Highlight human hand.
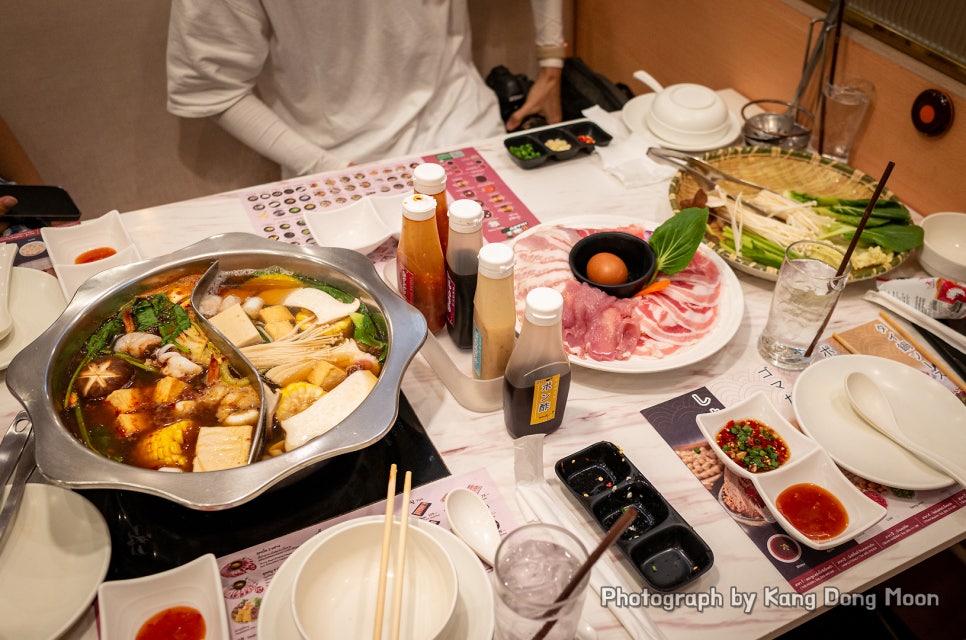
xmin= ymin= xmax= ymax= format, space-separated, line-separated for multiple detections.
xmin=505 ymin=66 xmax=563 ymax=131
xmin=0 ymin=196 xmax=16 ymax=217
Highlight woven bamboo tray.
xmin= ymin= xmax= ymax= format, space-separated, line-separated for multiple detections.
xmin=668 ymin=146 xmax=911 ymax=282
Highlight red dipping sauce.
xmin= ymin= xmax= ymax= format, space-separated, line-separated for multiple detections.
xmin=776 ymin=483 xmax=849 ymax=540
xmin=136 ymin=606 xmax=206 ymax=640
xmin=75 ymin=247 xmax=117 ymax=264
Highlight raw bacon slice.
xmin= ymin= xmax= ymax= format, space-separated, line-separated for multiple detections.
xmin=512 ymin=223 xmax=721 ymax=362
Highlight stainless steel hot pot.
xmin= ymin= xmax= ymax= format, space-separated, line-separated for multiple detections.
xmin=6 ymin=233 xmax=426 ymax=510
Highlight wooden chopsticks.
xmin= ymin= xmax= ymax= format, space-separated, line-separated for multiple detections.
xmin=372 ymin=464 xmax=412 ymax=640
xmin=878 ymin=312 xmax=966 ymax=392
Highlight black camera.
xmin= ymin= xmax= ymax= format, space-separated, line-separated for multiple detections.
xmin=485 ymin=65 xmax=547 ymax=131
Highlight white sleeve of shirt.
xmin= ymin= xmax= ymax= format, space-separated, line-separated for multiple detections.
xmin=215 ymin=95 xmax=351 ymax=176
xmin=530 ymin=0 xmax=565 ymax=68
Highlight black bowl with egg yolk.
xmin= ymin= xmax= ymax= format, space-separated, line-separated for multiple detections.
xmin=569 ymin=231 xmax=657 ymax=298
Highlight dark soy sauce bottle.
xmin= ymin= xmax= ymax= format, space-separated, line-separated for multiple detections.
xmin=503 ymin=287 xmax=571 ymax=437
xmin=445 ymin=199 xmax=484 ymax=348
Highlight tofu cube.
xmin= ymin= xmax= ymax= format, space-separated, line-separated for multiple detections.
xmin=264 ymin=320 xmax=294 ymax=341
xmin=116 ymin=413 xmax=154 ymax=438
xmin=192 ymin=425 xmax=253 ymax=472
xmin=307 ymin=360 xmax=347 ymax=391
xmin=105 ymin=387 xmax=149 ymax=414
xmin=259 ymin=305 xmax=296 ymax=324
xmin=208 ymin=303 xmax=263 ymax=348
xmin=154 ymin=376 xmax=189 ymax=404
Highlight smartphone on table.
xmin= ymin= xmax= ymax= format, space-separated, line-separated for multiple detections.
xmin=0 ymin=184 xmax=83 ymax=226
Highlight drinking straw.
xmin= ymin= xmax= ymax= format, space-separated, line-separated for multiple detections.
xmin=803 ymin=160 xmax=895 ymax=357
xmin=530 ymin=508 xmax=637 ymax=640
xmin=373 ymin=464 xmax=397 ymax=640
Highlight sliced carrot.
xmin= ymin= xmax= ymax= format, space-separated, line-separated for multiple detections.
xmin=633 ymin=279 xmax=671 ymax=297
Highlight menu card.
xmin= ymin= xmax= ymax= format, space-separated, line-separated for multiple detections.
xmin=214 ymin=468 xmax=516 ymax=639
xmin=235 ymin=147 xmax=539 ymax=254
xmin=640 ymin=327 xmax=966 ymax=593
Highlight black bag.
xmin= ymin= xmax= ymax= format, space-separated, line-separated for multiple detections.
xmin=560 ymin=57 xmax=634 ymax=120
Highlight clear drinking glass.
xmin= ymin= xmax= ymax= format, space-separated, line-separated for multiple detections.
xmin=758 ymin=240 xmax=851 ymax=370
xmin=821 ymin=79 xmax=874 ymax=164
xmin=492 ymin=523 xmax=589 ymax=640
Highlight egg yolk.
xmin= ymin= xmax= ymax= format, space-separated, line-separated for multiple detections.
xmin=585 ymin=252 xmax=628 ymax=285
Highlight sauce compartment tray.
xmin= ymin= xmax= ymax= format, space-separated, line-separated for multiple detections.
xmin=555 ymin=441 xmax=714 ymax=591
xmin=504 ymin=121 xmax=612 ymax=169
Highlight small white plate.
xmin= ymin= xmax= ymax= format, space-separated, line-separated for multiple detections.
xmin=42 ymin=210 xmax=142 ymax=299
xmin=697 ymin=392 xmax=887 ymax=550
xmin=0 ymin=484 xmax=111 ymax=639
xmin=695 ymin=391 xmax=819 ymax=479
xmin=621 ymin=93 xmax=742 ymax=152
xmin=0 ymin=267 xmax=67 ymax=369
xmin=793 ymin=355 xmax=959 ymax=490
xmin=258 ymin=515 xmax=494 ymax=640
xmin=304 ymin=197 xmax=400 ymax=254
xmin=97 ymin=553 xmax=230 ymax=640
xmin=752 ymin=449 xmax=888 ymax=550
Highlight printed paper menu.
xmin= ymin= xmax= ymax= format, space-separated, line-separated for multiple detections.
xmin=640 ymin=331 xmax=965 ymax=593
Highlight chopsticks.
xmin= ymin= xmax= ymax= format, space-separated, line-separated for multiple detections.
xmin=372 ymin=464 xmax=412 ymax=640
xmin=878 ymin=312 xmax=966 ymax=392
xmin=390 ymin=471 xmax=412 ymax=640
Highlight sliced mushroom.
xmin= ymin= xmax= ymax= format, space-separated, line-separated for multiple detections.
xmin=76 ymin=356 xmax=135 ymax=398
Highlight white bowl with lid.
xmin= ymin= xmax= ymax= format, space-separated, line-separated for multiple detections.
xmin=646 ymin=84 xmax=731 ymax=145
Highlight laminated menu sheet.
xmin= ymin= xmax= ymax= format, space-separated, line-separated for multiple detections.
xmin=640 ymin=325 xmax=966 ymax=593
xmin=236 ymin=147 xmax=539 ymax=254
xmin=215 ymin=467 xmax=516 ymax=640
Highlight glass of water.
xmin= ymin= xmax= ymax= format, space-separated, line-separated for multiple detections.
xmin=758 ymin=240 xmax=851 ymax=370
xmin=492 ymin=523 xmax=589 ymax=640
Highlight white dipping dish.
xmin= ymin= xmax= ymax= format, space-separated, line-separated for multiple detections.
xmin=752 ymin=449 xmax=888 ymax=550
xmin=291 ymin=518 xmax=458 ymax=640
xmin=41 ymin=210 xmax=142 ymax=299
xmin=697 ymin=391 xmax=887 ymax=550
xmin=0 ymin=484 xmax=111 ymax=640
xmin=0 ymin=267 xmax=67 ymax=369
xmin=794 ymin=355 xmax=959 ymax=490
xmin=696 ymin=391 xmax=819 ymax=479
xmin=919 ymin=212 xmax=966 ymax=281
xmin=97 ymin=553 xmax=230 ymax=640
xmin=303 ymin=193 xmax=407 ymax=255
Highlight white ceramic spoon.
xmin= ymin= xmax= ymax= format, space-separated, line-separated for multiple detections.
xmin=444 ymin=488 xmax=599 ymax=640
xmin=844 ymin=372 xmax=963 ymax=486
xmin=0 ymin=244 xmax=17 ymax=341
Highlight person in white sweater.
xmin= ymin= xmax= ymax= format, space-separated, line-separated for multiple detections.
xmin=167 ymin=0 xmax=565 ymax=177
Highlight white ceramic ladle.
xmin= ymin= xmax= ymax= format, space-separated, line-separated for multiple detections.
xmin=444 ymin=488 xmax=599 ymax=640
xmin=844 ymin=372 xmax=964 ymax=486
xmin=0 ymin=244 xmax=17 ymax=341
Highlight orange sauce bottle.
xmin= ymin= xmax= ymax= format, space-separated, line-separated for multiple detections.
xmin=397 ymin=193 xmax=447 ymax=333
xmin=413 ymin=162 xmax=449 ymax=256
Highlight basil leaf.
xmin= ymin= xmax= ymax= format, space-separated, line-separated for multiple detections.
xmin=350 ymin=309 xmax=388 ymax=362
xmin=650 ymin=207 xmax=710 ymax=276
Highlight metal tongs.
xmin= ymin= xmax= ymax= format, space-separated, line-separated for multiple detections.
xmin=646 ymin=147 xmax=782 ymax=217
xmin=0 ymin=412 xmax=35 ymax=553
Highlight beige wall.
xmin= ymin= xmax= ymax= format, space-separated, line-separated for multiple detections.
xmin=573 ymin=0 xmax=966 ymax=216
xmin=0 ymin=2 xmax=280 ymax=219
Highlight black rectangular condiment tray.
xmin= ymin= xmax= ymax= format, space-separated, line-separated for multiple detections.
xmin=555 ymin=441 xmax=714 ymax=591
xmin=504 ymin=121 xmax=613 ymax=169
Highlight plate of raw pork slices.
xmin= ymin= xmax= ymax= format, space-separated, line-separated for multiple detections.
xmin=510 ymin=215 xmax=743 ymax=373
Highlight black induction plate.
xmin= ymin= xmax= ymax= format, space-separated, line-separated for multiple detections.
xmin=80 ymin=393 xmax=449 ymax=580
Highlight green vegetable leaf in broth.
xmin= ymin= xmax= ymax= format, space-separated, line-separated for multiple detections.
xmin=650 ymin=207 xmax=710 ymax=276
